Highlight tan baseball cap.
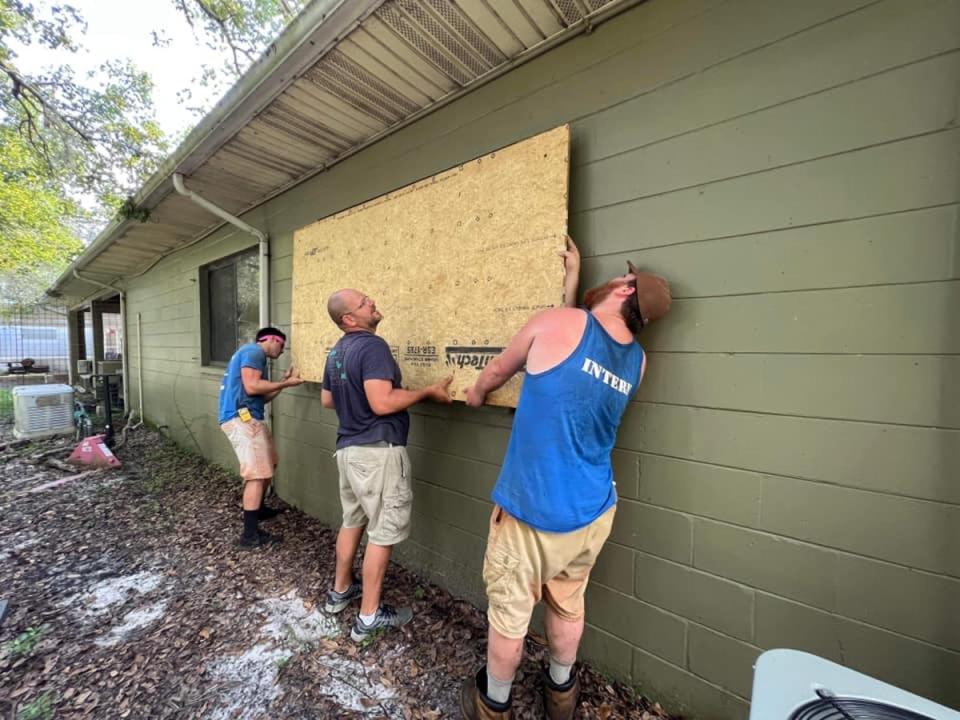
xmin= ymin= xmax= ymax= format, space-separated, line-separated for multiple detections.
xmin=627 ymin=260 xmax=672 ymax=326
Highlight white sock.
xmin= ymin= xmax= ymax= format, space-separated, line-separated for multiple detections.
xmin=359 ymin=611 xmax=376 ymax=625
xmin=549 ymin=655 xmax=574 ymax=685
xmin=486 ymin=668 xmax=513 ymax=704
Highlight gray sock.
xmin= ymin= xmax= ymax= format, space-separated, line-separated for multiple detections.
xmin=486 ymin=668 xmax=513 ymax=704
xmin=549 ymin=655 xmax=574 ymax=685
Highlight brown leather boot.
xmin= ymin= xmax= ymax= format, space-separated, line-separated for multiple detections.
xmin=543 ymin=668 xmax=580 ymax=720
xmin=459 ymin=667 xmax=512 ymax=719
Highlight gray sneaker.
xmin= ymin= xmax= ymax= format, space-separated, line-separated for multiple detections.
xmin=350 ymin=603 xmax=413 ymax=642
xmin=324 ymin=580 xmax=361 ymax=614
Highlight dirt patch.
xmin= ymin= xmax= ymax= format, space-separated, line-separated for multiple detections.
xmin=0 ymin=427 xmax=674 ymax=719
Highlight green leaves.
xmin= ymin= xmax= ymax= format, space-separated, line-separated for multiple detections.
xmin=0 ymin=0 xmax=303 ymax=301
xmin=0 ymin=0 xmax=169 ymax=300
xmin=173 ymin=0 xmax=305 ymax=112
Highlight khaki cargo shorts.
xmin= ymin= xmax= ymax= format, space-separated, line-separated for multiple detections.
xmin=336 ymin=443 xmax=412 ymax=546
xmin=221 ymin=418 xmax=278 ymax=483
xmin=483 ymin=504 xmax=616 ymax=639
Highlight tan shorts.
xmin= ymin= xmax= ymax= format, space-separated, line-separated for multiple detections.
xmin=221 ymin=418 xmax=278 ymax=483
xmin=336 ymin=443 xmax=412 ymax=546
xmin=483 ymin=504 xmax=616 ymax=640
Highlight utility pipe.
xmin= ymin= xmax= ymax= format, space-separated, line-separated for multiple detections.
xmin=172 ymin=173 xmax=269 ymax=330
xmin=72 ymin=270 xmax=130 ymax=414
xmin=134 ymin=311 xmax=144 ymax=429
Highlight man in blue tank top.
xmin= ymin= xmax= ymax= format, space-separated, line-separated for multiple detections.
xmin=459 ymin=238 xmax=672 ymax=720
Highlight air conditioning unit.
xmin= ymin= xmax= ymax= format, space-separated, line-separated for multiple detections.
xmin=96 ymin=360 xmax=122 ymax=375
xmin=750 ymin=649 xmax=960 ymax=720
xmin=12 ymin=384 xmax=75 ymax=440
xmin=77 ymin=359 xmax=94 ymax=375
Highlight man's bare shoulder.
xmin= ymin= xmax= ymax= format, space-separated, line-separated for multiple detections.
xmin=527 ymin=306 xmax=586 ymax=330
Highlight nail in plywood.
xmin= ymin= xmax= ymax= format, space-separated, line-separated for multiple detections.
xmin=291 ymin=125 xmax=570 ymax=407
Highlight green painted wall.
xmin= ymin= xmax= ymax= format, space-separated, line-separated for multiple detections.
xmin=122 ymin=0 xmax=960 ymax=716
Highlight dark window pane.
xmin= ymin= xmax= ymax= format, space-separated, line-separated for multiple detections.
xmin=235 ymin=252 xmax=260 ymax=347
xmin=202 ymin=249 xmax=259 ymax=365
xmin=209 ymin=264 xmax=238 ymax=362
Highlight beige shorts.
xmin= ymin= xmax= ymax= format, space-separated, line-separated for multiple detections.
xmin=221 ymin=418 xmax=278 ymax=483
xmin=336 ymin=443 xmax=412 ymax=546
xmin=483 ymin=504 xmax=616 ymax=640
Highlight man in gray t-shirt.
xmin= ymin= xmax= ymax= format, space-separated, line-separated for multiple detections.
xmin=321 ymin=288 xmax=452 ymax=643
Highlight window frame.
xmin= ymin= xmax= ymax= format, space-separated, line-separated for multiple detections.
xmin=199 ymin=247 xmax=260 ymax=367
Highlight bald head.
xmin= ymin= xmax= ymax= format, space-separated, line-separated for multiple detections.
xmin=327 ymin=289 xmax=360 ymax=327
xmin=327 ymin=288 xmax=381 ymax=332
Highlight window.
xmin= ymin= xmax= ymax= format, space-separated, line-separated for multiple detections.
xmin=200 ymin=249 xmax=259 ymax=365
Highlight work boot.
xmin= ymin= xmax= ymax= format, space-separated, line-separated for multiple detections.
xmin=238 ymin=529 xmax=282 ymax=550
xmin=543 ymin=667 xmax=580 ymax=720
xmin=459 ymin=668 xmax=511 ymax=719
xmin=258 ymin=504 xmax=283 ymax=521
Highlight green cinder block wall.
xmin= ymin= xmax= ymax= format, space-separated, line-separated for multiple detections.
xmin=122 ymin=0 xmax=960 ymax=716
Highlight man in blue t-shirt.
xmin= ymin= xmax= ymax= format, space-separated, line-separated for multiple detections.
xmin=321 ymin=288 xmax=452 ymax=643
xmin=458 ymin=239 xmax=672 ymax=720
xmin=219 ymin=326 xmax=304 ymax=548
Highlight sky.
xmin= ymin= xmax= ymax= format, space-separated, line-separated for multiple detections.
xmin=14 ymin=0 xmax=230 ymax=139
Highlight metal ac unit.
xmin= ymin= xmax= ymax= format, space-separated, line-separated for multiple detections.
xmin=77 ymin=359 xmax=94 ymax=374
xmin=12 ymin=384 xmax=75 ymax=440
xmin=96 ymin=360 xmax=122 ymax=375
xmin=750 ymin=649 xmax=960 ymax=720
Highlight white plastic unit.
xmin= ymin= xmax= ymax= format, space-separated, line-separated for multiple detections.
xmin=96 ymin=360 xmax=122 ymax=375
xmin=12 ymin=384 xmax=75 ymax=440
xmin=76 ymin=359 xmax=93 ymax=374
xmin=750 ymin=649 xmax=960 ymax=719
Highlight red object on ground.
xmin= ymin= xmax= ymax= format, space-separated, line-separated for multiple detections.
xmin=67 ymin=434 xmax=122 ymax=469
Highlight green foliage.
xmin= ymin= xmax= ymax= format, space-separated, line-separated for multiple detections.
xmin=1 ymin=1 xmax=169 ymax=207
xmin=0 ymin=0 xmax=301 ymax=299
xmin=5 ymin=626 xmax=45 ymax=658
xmin=116 ymin=196 xmax=151 ymax=223
xmin=0 ymin=0 xmax=168 ymax=299
xmin=0 ymin=387 xmax=13 ymax=421
xmin=172 ymin=0 xmax=306 ymax=114
xmin=17 ymin=691 xmax=54 ymax=720
xmin=0 ymin=125 xmax=83 ymax=301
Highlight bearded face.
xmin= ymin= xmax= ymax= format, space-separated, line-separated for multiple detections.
xmin=583 ymin=270 xmax=671 ymax=334
xmin=583 ymin=278 xmax=643 ymax=334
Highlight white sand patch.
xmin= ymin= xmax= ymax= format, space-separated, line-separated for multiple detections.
xmin=66 ymin=571 xmax=165 ymax=615
xmin=258 ymin=590 xmax=340 ymax=644
xmin=95 ymin=600 xmax=168 ymax=646
xmin=207 ymin=643 xmax=289 ymax=720
xmin=209 ymin=589 xmax=400 ymax=718
xmin=315 ymin=654 xmax=402 ymax=717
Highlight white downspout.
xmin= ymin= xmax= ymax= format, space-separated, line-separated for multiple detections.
xmin=72 ymin=269 xmax=129 ymax=416
xmin=171 ymin=173 xmax=273 ymax=429
xmin=172 ymin=173 xmax=269 ymax=330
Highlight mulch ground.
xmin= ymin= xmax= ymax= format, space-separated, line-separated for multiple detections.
xmin=0 ymin=425 xmax=674 ymax=719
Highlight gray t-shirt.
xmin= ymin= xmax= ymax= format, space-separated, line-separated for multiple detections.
xmin=322 ymin=331 xmax=409 ymax=449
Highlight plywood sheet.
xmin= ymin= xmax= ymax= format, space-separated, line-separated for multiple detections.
xmin=291 ymin=125 xmax=569 ymax=407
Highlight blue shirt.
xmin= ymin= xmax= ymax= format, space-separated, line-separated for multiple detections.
xmin=218 ymin=343 xmax=268 ymax=424
xmin=322 ymin=331 xmax=409 ymax=449
xmin=492 ymin=311 xmax=643 ymax=532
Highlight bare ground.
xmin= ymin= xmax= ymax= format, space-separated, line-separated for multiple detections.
xmin=0 ymin=426 xmax=673 ymax=719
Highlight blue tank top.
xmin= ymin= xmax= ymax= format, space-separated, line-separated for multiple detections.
xmin=492 ymin=311 xmax=643 ymax=532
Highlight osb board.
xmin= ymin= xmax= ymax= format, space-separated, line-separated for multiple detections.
xmin=291 ymin=125 xmax=570 ymax=407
